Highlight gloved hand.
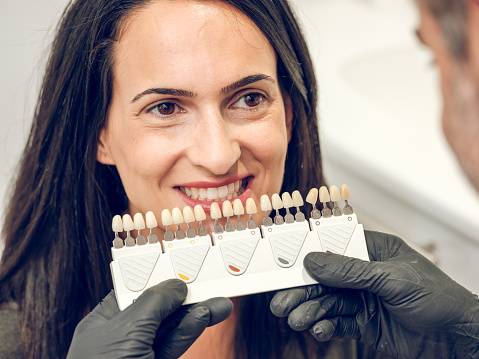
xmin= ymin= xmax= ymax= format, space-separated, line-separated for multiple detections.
xmin=67 ymin=279 xmax=233 ymax=359
xmin=271 ymin=231 xmax=479 ymax=359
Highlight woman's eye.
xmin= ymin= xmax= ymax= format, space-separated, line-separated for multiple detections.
xmin=148 ymin=102 xmax=181 ymax=116
xmin=233 ymin=93 xmax=265 ymax=108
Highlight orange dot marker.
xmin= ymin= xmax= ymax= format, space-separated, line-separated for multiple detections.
xmin=178 ymin=273 xmax=190 ymax=281
xmin=229 ymin=265 xmax=240 ymax=272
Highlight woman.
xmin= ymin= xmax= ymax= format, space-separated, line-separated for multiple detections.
xmin=0 ymin=0 xmax=388 ymax=358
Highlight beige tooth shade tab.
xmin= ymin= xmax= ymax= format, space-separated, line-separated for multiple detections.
xmin=305 ymin=188 xmax=318 ymax=204
xmin=246 ymin=198 xmax=257 ymax=214
xmin=171 ymin=207 xmax=184 ymax=225
xmin=122 ymin=214 xmax=135 ymax=232
xmin=271 ymin=193 xmax=283 ymax=210
xmin=183 ymin=206 xmax=195 ymax=223
xmin=145 ymin=211 xmax=159 ymax=244
xmin=112 ymin=215 xmax=124 ymax=249
xmin=134 ymin=213 xmax=147 ymax=245
xmin=112 ymin=215 xmax=123 ymax=233
xmin=210 ymin=202 xmax=222 ymax=220
xmin=161 ymin=209 xmax=174 ymax=226
xmin=222 ymin=200 xmax=234 ymax=217
xmin=260 ymin=194 xmax=272 ymax=211
xmin=134 ymin=213 xmax=146 ymax=230
xmin=340 ymin=184 xmax=351 ymax=200
xmin=233 ymin=199 xmax=244 ymax=215
xmin=292 ymin=191 xmax=304 ymax=207
xmin=281 ymin=192 xmax=293 ymax=208
xmin=145 ymin=211 xmax=157 ymax=228
xmin=319 ymin=186 xmax=331 ymax=203
xmin=329 ymin=185 xmax=341 ymax=202
xmin=122 ymin=214 xmax=136 ymax=247
xmin=194 ymin=205 xmax=206 ymax=221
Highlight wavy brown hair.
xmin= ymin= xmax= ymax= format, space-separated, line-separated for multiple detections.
xmin=0 ymin=0 xmax=323 ymax=358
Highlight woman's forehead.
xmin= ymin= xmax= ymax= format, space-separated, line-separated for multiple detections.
xmin=112 ymin=0 xmax=277 ymax=96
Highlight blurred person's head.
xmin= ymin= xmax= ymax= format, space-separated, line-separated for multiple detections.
xmin=415 ymin=0 xmax=479 ymax=191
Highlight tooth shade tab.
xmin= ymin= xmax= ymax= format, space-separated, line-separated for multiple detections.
xmin=145 ymin=211 xmax=158 ymax=228
xmin=194 ymin=205 xmax=206 ymax=221
xmin=122 ymin=214 xmax=135 ymax=232
xmin=260 ymin=195 xmax=272 ymax=211
xmin=112 ymin=215 xmax=123 ymax=233
xmin=161 ymin=209 xmax=174 ymax=226
xmin=171 ymin=207 xmax=184 ymax=224
xmin=271 ymin=193 xmax=283 ymax=210
xmin=329 ymin=185 xmax=341 ymax=202
xmin=281 ymin=192 xmax=293 ymax=208
xmin=133 ymin=213 xmax=146 ymax=230
xmin=305 ymin=188 xmax=318 ymax=204
xmin=319 ymin=186 xmax=331 ymax=203
xmin=292 ymin=191 xmax=304 ymax=207
xmin=246 ymin=198 xmax=257 ymax=214
xmin=222 ymin=200 xmax=234 ymax=217
xmin=340 ymin=184 xmax=352 ymax=200
xmin=183 ymin=206 xmax=195 ymax=223
xmin=210 ymin=202 xmax=222 ymax=219
xmin=233 ymin=199 xmax=244 ymax=215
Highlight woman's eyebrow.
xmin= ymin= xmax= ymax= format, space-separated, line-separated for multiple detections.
xmin=130 ymin=74 xmax=275 ymax=103
xmin=221 ymin=74 xmax=275 ymax=95
xmin=131 ymin=88 xmax=196 ymax=103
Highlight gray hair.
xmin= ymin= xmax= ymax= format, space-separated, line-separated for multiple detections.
xmin=416 ymin=0 xmax=468 ymax=60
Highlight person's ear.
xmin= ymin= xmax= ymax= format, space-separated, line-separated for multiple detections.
xmin=96 ymin=128 xmax=115 ymax=165
xmin=283 ymin=92 xmax=294 ymax=143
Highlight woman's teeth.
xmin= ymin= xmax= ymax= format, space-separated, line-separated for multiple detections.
xmin=180 ymin=179 xmax=246 ymax=201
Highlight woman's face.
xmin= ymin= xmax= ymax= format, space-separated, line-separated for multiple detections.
xmin=98 ymin=0 xmax=292 ymax=234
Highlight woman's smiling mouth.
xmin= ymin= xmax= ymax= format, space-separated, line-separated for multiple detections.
xmin=178 ymin=178 xmax=249 ymax=202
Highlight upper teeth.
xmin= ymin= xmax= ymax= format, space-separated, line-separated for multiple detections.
xmin=180 ymin=179 xmax=245 ymax=201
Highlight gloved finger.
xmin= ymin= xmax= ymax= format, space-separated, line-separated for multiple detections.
xmin=77 ymin=290 xmax=120 ymax=330
xmin=303 ymin=251 xmax=387 ymax=294
xmin=287 ymin=291 xmax=363 ymax=331
xmin=114 ymin=279 xmax=187 ymax=335
xmin=309 ymin=316 xmax=360 ymax=342
xmin=157 ymin=297 xmax=233 ymax=337
xmin=363 ymin=230 xmax=413 ymax=262
xmin=156 ymin=305 xmax=211 ymax=359
xmin=270 ymin=284 xmax=335 ymax=317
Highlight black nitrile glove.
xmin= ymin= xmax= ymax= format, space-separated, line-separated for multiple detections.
xmin=271 ymin=231 xmax=479 ymax=358
xmin=67 ymin=279 xmax=233 ymax=359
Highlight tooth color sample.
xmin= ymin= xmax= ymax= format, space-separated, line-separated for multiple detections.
xmin=305 ymin=188 xmax=318 ymax=204
xmin=340 ymin=184 xmax=351 ymax=200
xmin=329 ymin=185 xmax=341 ymax=202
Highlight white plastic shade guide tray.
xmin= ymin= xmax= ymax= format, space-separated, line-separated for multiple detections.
xmin=110 ymin=186 xmax=369 ymax=310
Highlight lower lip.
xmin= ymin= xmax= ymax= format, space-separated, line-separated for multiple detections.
xmin=176 ymin=179 xmax=254 ymax=213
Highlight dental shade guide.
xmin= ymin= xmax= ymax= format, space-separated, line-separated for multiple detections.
xmin=110 ymin=184 xmax=368 ymax=310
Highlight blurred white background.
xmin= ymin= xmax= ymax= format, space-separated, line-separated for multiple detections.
xmin=1 ymin=0 xmax=479 ymax=292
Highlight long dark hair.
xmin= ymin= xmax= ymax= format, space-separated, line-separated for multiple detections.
xmin=0 ymin=0 xmax=323 ymax=358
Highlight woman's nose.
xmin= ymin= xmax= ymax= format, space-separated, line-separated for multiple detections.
xmin=187 ymin=112 xmax=241 ymax=175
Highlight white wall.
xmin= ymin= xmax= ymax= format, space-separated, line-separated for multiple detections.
xmin=0 ymin=0 xmax=69 ymax=237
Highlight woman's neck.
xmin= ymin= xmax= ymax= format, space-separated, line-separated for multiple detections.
xmin=180 ymin=297 xmax=239 ymax=359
